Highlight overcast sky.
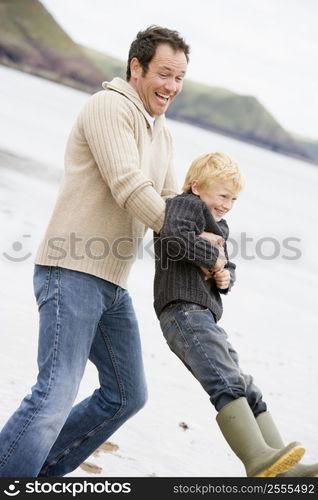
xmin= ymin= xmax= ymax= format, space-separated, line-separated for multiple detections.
xmin=41 ymin=0 xmax=317 ymax=140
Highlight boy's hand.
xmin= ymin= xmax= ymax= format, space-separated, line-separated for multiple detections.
xmin=213 ymin=269 xmax=231 ymax=289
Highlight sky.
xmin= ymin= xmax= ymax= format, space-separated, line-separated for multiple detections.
xmin=40 ymin=0 xmax=317 ymax=140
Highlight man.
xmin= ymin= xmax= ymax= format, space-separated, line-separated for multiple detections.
xmin=0 ymin=26 xmax=189 ymax=477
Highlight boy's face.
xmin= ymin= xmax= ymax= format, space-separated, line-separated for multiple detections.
xmin=192 ymin=181 xmax=238 ymax=221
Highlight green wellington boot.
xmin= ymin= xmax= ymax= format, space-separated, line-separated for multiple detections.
xmin=216 ymin=397 xmax=305 ymax=477
xmin=256 ymin=411 xmax=318 ymax=477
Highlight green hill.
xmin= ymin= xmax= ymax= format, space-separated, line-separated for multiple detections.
xmin=0 ymin=0 xmax=316 ymax=164
xmin=291 ymin=135 xmax=318 ymax=164
xmin=166 ymin=79 xmax=307 ymax=157
xmin=0 ymin=0 xmax=105 ymax=90
xmin=81 ymin=45 xmax=126 ymax=81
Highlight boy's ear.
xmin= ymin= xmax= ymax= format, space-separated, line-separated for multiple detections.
xmin=191 ymin=180 xmax=200 ymax=195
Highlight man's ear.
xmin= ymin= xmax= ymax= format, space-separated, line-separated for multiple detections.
xmin=191 ymin=180 xmax=200 ymax=195
xmin=130 ymin=57 xmax=142 ymax=79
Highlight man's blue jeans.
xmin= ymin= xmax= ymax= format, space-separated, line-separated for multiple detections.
xmin=0 ymin=265 xmax=147 ymax=477
xmin=159 ymin=302 xmax=267 ymax=416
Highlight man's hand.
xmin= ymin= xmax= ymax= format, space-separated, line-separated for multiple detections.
xmin=199 ymin=231 xmax=227 ymax=278
xmin=200 ymin=231 xmax=224 ymax=248
xmin=213 ymin=245 xmax=227 ymax=273
xmin=213 ymin=268 xmax=231 ymax=289
xmin=200 ymin=266 xmax=214 ymax=280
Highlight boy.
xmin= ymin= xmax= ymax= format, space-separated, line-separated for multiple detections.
xmin=154 ymin=152 xmax=306 ymax=477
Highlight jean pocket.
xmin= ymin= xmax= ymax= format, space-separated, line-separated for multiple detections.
xmin=160 ymin=316 xmax=189 ymax=359
xmin=184 ymin=306 xmax=214 ymax=335
xmin=33 ymin=265 xmax=52 ymax=309
xmin=184 ymin=303 xmax=210 ymax=313
xmin=186 ymin=307 xmax=210 ymax=314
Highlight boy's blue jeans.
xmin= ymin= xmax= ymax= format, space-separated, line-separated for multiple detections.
xmin=159 ymin=302 xmax=267 ymax=416
xmin=0 ymin=265 xmax=147 ymax=477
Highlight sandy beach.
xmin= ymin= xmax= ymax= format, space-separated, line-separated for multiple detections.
xmin=1 ymin=66 xmax=318 ymax=477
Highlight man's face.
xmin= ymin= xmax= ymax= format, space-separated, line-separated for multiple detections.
xmin=129 ymin=43 xmax=188 ymax=116
xmin=192 ymin=181 xmax=238 ymax=221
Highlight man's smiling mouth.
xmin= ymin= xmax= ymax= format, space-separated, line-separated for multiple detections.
xmin=155 ymin=92 xmax=169 ymax=103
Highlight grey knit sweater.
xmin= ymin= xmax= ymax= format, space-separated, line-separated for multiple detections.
xmin=153 ymin=193 xmax=236 ymax=321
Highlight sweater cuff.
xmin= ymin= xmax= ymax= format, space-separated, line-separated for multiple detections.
xmin=125 ymin=184 xmax=166 ymax=233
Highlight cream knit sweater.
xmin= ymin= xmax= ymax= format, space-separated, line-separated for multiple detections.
xmin=35 ymin=78 xmax=179 ymax=288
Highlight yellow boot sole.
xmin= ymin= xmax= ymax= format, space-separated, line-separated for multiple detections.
xmin=253 ymin=443 xmax=305 ymax=477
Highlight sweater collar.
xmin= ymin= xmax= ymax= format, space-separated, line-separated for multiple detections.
xmin=183 ymin=193 xmax=229 ymax=238
xmin=102 ymin=77 xmax=165 ymax=133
